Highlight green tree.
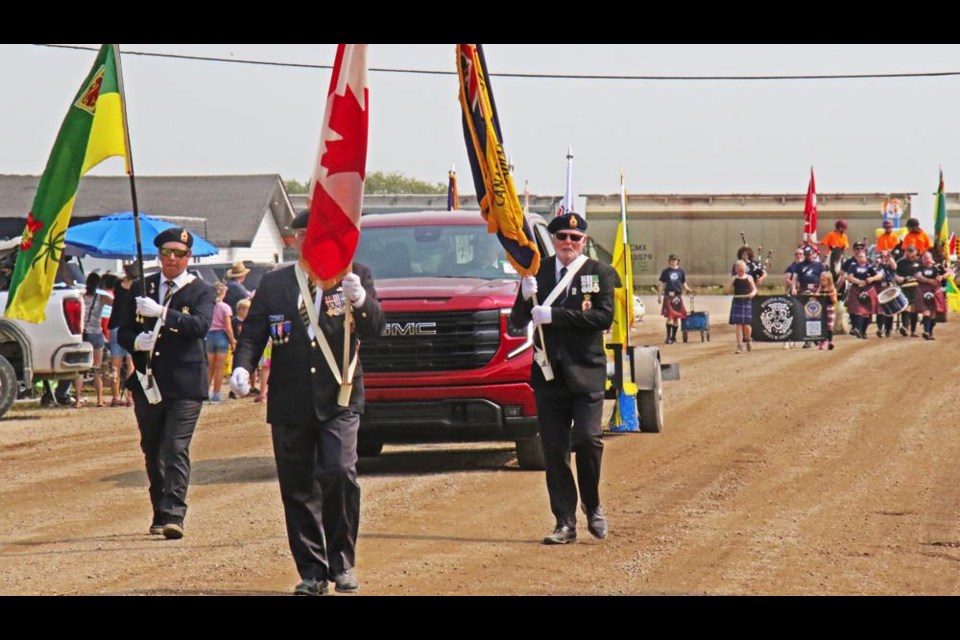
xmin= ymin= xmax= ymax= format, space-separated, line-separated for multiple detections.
xmin=284 ymin=179 xmax=309 ymax=194
xmin=364 ymin=171 xmax=445 ymax=195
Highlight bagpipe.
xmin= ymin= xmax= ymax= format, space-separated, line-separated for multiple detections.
xmin=738 ymin=232 xmax=772 ymax=280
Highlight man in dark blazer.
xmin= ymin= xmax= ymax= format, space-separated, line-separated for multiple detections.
xmin=117 ymin=227 xmax=216 ymax=541
xmin=230 ymin=210 xmax=384 ymax=596
xmin=511 ymin=213 xmax=619 ymax=545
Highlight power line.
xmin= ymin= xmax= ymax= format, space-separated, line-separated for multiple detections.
xmin=32 ymin=43 xmax=960 ymax=82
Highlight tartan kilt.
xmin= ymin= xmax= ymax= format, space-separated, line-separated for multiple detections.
xmin=728 ymin=298 xmax=752 ymax=325
xmin=661 ymin=293 xmax=687 ymax=320
xmin=846 ymin=285 xmax=878 ymax=317
xmin=917 ymin=283 xmax=947 ymax=315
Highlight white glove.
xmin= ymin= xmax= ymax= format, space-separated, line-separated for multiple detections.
xmin=230 ymin=368 xmax=251 ymax=398
xmin=341 ymin=272 xmax=366 ymax=308
xmin=134 ymin=331 xmax=154 ymax=352
xmin=532 ymin=306 xmax=553 ymax=327
xmin=136 ymin=296 xmax=166 ymax=320
xmin=521 ymin=276 xmax=538 ymax=301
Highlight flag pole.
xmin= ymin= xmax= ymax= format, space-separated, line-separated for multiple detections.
xmin=564 ymin=147 xmax=574 ymax=217
xmin=619 ymin=169 xmax=631 ymax=353
xmin=112 ymin=44 xmax=145 ymax=298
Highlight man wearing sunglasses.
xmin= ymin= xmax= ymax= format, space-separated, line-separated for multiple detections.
xmin=117 ymin=227 xmax=216 ymax=541
xmin=511 ymin=212 xmax=619 ymax=546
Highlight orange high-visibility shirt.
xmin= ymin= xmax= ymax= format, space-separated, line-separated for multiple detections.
xmin=902 ymin=231 xmax=932 ymax=255
xmin=821 ymin=231 xmax=850 ymax=251
xmin=876 ymin=233 xmax=900 ymax=251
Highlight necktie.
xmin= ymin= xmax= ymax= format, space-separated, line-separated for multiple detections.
xmin=163 ymin=280 xmax=177 ymax=305
xmin=558 ymin=267 xmax=568 ymax=305
xmin=299 ymin=280 xmax=318 ymax=330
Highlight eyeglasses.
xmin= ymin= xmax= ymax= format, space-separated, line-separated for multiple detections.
xmin=159 ymin=247 xmax=189 ymax=259
xmin=555 ymin=233 xmax=585 ymax=242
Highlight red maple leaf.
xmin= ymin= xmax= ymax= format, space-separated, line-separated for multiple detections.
xmin=321 ymin=85 xmax=368 ymax=180
xmin=20 ymin=212 xmax=44 ymax=251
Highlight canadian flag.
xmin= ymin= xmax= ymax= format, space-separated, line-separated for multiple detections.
xmin=303 ymin=44 xmax=369 ymax=288
xmin=803 ymin=167 xmax=818 ymax=244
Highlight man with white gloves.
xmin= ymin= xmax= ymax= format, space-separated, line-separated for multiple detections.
xmin=230 ymin=210 xmax=384 ymax=596
xmin=117 ymin=227 xmax=216 ymax=541
xmin=510 ymin=213 xmax=619 ymax=547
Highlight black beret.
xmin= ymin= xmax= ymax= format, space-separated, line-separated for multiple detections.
xmin=291 ymin=209 xmax=310 ymax=230
xmin=547 ymin=213 xmax=588 ymax=235
xmin=153 ymin=227 xmax=193 ymax=249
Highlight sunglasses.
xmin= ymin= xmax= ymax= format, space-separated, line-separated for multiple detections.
xmin=555 ymin=233 xmax=585 ymax=242
xmin=159 ymin=247 xmax=190 ymax=259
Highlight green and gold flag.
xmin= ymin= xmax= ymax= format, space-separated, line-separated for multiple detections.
xmin=934 ymin=169 xmax=950 ymax=262
xmin=5 ymin=44 xmax=128 ymax=323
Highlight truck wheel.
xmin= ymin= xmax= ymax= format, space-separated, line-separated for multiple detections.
xmin=515 ymin=436 xmax=546 ymax=471
xmin=357 ymin=439 xmax=384 ymax=458
xmin=0 ymin=355 xmax=17 ymax=420
xmin=638 ymin=361 xmax=664 ymax=433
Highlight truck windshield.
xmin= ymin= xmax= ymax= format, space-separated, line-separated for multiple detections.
xmin=356 ymin=226 xmax=519 ymax=281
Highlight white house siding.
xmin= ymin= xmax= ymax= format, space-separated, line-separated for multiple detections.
xmin=196 ymin=209 xmax=285 ymax=266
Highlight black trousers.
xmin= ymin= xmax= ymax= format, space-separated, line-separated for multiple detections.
xmin=133 ymin=394 xmax=203 ymax=526
xmin=534 ymin=386 xmax=605 ymax=529
xmin=271 ymin=411 xmax=360 ymax=581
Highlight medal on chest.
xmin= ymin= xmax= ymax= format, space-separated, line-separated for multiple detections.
xmin=325 ymin=292 xmax=347 ymax=317
xmin=581 ymin=275 xmax=600 ymax=294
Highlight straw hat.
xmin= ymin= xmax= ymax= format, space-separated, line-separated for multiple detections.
xmin=226 ymin=262 xmax=251 ymax=279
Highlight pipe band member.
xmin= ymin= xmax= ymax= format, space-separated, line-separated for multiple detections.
xmin=658 ymin=254 xmax=694 ymax=345
xmin=895 ymin=245 xmax=923 ymax=337
xmin=873 ymin=250 xmax=899 ymax=338
xmin=914 ymin=251 xmax=951 ymax=341
xmin=843 ymin=251 xmax=882 ymax=340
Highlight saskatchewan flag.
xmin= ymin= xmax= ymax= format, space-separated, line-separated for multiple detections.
xmin=5 ymin=44 xmax=128 ymax=323
xmin=934 ymin=169 xmax=950 ymax=261
xmin=946 ymin=276 xmax=960 ymax=314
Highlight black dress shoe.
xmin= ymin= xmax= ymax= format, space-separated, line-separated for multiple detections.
xmin=543 ymin=524 xmax=577 ymax=545
xmin=331 ymin=570 xmax=359 ymax=593
xmin=162 ymin=523 xmax=184 ymax=540
xmin=582 ymin=505 xmax=608 ymax=540
xmin=293 ymin=578 xmax=328 ymax=596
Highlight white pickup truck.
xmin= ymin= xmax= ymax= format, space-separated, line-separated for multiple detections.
xmin=0 ymin=238 xmax=93 ymax=418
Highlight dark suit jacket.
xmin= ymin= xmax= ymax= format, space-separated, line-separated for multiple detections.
xmin=511 ymin=256 xmax=619 ymax=394
xmin=232 ymin=263 xmax=385 ymax=425
xmin=118 ymin=273 xmax=217 ymax=401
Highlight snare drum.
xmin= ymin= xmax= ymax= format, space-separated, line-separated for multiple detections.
xmin=878 ymin=286 xmax=908 ymax=316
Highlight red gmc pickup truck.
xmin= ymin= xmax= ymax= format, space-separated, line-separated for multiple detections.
xmin=355 ymin=211 xmax=552 ymax=469
xmin=355 ymin=210 xmax=674 ymax=469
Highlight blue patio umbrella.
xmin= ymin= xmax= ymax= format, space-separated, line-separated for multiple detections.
xmin=65 ymin=212 xmax=219 ymax=259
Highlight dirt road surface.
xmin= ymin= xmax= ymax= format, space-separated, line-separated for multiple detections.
xmin=1 ymin=314 xmax=957 ymax=596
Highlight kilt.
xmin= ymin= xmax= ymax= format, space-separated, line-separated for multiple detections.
xmin=917 ymin=283 xmax=947 ymax=315
xmin=661 ymin=293 xmax=687 ymax=320
xmin=728 ymin=298 xmax=752 ymax=325
xmin=846 ymin=285 xmax=878 ymax=317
